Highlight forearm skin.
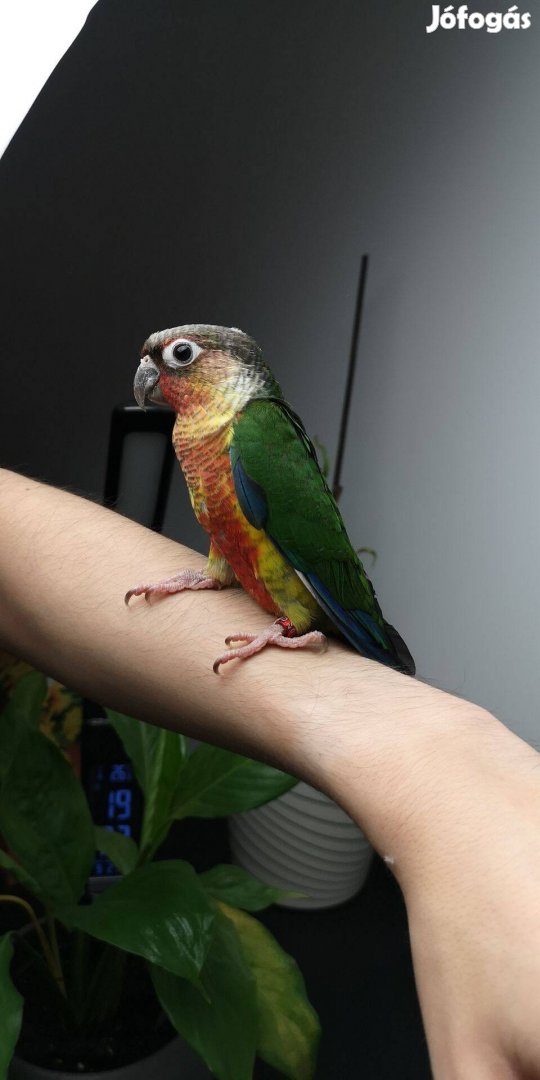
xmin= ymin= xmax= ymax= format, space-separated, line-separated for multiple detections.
xmin=4 ymin=468 xmax=540 ymax=1077
xmin=0 ymin=468 xmax=537 ymax=892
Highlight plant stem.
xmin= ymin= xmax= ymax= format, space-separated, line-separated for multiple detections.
xmin=46 ymin=908 xmax=67 ymax=998
xmin=85 ymin=943 xmax=127 ymax=1027
xmin=0 ymin=893 xmax=65 ymax=995
xmin=137 ymin=820 xmax=172 ymax=867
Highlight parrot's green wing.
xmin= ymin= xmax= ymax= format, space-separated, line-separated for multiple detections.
xmin=230 ymin=399 xmax=414 ymax=673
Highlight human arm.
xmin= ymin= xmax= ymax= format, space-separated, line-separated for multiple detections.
xmin=0 ymin=467 xmax=539 ymax=1079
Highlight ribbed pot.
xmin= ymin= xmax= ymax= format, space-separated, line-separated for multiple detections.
xmin=229 ymin=782 xmax=373 ymax=910
xmin=9 ymin=1036 xmax=209 ymax=1080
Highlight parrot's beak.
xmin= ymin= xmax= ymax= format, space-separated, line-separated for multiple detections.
xmin=134 ymin=355 xmax=162 ymax=409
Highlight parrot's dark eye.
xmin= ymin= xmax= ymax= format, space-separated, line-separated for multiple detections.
xmin=162 ymin=334 xmax=203 ymax=369
xmin=161 ymin=337 xmax=201 ymax=369
xmin=172 ymin=343 xmax=193 ymax=365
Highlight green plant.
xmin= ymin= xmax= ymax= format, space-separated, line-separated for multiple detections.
xmin=0 ymin=673 xmax=320 ymax=1079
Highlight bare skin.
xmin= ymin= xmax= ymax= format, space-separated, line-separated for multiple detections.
xmin=1 ymin=468 xmax=539 ymax=1079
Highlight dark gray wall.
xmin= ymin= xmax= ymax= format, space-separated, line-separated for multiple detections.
xmin=0 ymin=0 xmax=374 ymax=494
xmin=1 ymin=0 xmax=538 ymax=739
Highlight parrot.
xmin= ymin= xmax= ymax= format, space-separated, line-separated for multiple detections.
xmin=125 ymin=324 xmax=415 ymax=677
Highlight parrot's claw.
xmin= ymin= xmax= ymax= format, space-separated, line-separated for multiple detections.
xmin=213 ymin=617 xmax=327 ymax=674
xmin=124 ymin=569 xmax=224 ymax=605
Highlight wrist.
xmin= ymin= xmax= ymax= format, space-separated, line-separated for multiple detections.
xmin=275 ymin=651 xmax=534 ymax=891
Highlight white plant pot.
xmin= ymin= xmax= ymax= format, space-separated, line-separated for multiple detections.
xmin=229 ymin=782 xmax=373 ymax=910
xmin=10 ymin=1036 xmax=209 ymax=1079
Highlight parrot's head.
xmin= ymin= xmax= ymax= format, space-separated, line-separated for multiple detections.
xmin=133 ymin=324 xmax=282 ymax=425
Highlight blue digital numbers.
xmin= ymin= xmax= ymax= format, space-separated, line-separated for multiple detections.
xmin=92 ymin=762 xmax=137 ymax=875
xmin=107 ymin=787 xmax=132 ymax=828
xmin=109 ymin=763 xmax=133 ymax=783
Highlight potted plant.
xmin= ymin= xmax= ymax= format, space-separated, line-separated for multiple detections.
xmin=0 ymin=672 xmax=319 ymax=1079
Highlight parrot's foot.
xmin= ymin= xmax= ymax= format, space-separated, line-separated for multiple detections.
xmin=125 ymin=569 xmax=224 ymax=605
xmin=213 ymin=617 xmax=327 ymax=674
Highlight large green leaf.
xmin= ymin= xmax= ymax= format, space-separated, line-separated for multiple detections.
xmin=221 ymin=904 xmax=320 ymax=1080
xmin=0 ymin=728 xmax=95 ymax=908
xmin=106 ymin=709 xmax=187 ymax=856
xmin=94 ymin=826 xmax=139 ymax=875
xmin=8 ymin=671 xmax=48 ymax=724
xmin=151 ymin=909 xmax=257 ymax=1080
xmin=0 ymin=848 xmax=41 ymax=895
xmin=172 ymin=745 xmax=297 ymax=819
xmin=0 ymin=934 xmax=23 ymax=1079
xmin=59 ymin=861 xmax=214 ymax=984
xmin=0 ymin=672 xmax=47 ymax=786
xmin=200 ymin=865 xmax=290 ymax=911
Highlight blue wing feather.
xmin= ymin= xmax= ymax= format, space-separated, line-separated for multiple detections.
xmin=296 ymin=569 xmax=397 ymax=667
xmin=231 ymin=446 xmax=268 ymax=530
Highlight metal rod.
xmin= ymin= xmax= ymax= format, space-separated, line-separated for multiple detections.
xmin=332 ymin=253 xmax=369 ymax=502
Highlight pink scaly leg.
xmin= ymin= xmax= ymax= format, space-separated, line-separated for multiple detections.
xmin=213 ymin=617 xmax=327 ymax=674
xmin=125 ymin=569 xmax=224 ymax=605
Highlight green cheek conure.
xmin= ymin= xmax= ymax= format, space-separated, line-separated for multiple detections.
xmin=126 ymin=324 xmax=415 ymax=676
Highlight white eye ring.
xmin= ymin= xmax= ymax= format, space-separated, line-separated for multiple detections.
xmin=161 ymin=338 xmax=202 ymax=369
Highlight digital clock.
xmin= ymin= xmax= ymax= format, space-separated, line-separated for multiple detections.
xmin=80 ymin=712 xmax=143 ymax=890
